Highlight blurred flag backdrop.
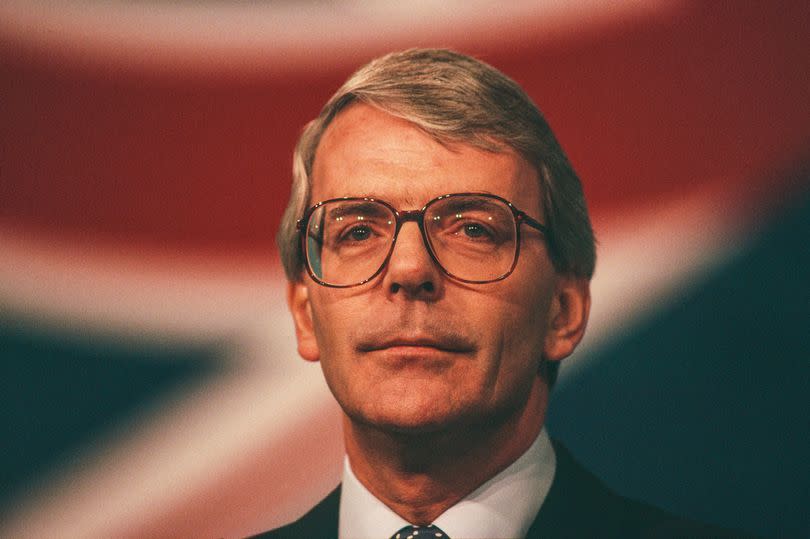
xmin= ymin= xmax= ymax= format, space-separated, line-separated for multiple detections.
xmin=0 ymin=1 xmax=808 ymax=537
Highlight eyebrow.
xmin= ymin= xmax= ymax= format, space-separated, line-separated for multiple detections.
xmin=325 ymin=201 xmax=391 ymax=220
xmin=440 ymin=197 xmax=504 ymax=213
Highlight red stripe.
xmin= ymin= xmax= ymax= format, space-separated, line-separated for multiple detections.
xmin=0 ymin=2 xmax=807 ymax=255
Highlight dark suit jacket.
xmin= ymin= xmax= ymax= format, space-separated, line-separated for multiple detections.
xmin=251 ymin=441 xmax=750 ymax=538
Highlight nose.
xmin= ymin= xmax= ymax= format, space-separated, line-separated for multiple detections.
xmin=382 ymin=221 xmax=443 ymax=300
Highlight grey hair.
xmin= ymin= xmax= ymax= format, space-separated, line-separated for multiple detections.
xmin=277 ymin=48 xmax=595 ymax=287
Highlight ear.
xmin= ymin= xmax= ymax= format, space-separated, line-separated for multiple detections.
xmin=286 ymin=279 xmax=321 ymax=362
xmin=543 ymin=276 xmax=591 ymax=362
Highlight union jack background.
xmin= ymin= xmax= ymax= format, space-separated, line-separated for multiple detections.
xmin=0 ymin=1 xmax=807 ymax=537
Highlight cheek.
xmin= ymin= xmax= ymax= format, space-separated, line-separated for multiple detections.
xmin=306 ymin=289 xmax=343 ymax=363
xmin=308 ymin=300 xmax=362 ymax=401
xmin=310 ymin=300 xmax=350 ymax=357
xmin=309 ymin=302 xmax=329 ymax=344
xmin=308 ymin=293 xmax=373 ymax=385
xmin=493 ymin=271 xmax=554 ymax=372
xmin=499 ymin=304 xmax=546 ymax=372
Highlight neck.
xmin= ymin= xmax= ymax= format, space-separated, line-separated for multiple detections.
xmin=344 ymin=376 xmax=548 ymax=525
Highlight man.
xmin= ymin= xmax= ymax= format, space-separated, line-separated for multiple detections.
xmin=257 ymin=49 xmax=738 ymax=539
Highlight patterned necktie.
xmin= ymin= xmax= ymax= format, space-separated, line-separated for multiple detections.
xmin=390 ymin=524 xmax=450 ymax=539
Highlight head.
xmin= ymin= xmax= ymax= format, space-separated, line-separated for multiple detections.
xmin=280 ymin=49 xmax=594 ymax=436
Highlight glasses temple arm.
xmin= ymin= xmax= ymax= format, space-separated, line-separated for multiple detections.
xmin=296 ymin=218 xmax=325 ymax=244
xmin=517 ymin=212 xmax=548 ymax=235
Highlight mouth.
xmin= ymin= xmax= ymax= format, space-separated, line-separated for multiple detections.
xmin=358 ymin=335 xmax=475 ymax=355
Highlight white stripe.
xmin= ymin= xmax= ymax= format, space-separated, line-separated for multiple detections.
xmin=0 ymin=0 xmax=680 ymax=75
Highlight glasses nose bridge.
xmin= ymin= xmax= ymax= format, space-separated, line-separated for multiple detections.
xmin=397 ymin=208 xmax=424 ymax=224
xmin=391 ymin=207 xmax=431 ymax=254
xmin=394 ymin=208 xmax=427 ymax=236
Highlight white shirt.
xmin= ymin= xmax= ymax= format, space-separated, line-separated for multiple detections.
xmin=339 ymin=428 xmax=556 ymax=539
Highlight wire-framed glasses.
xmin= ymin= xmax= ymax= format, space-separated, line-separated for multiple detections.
xmin=297 ymin=192 xmax=547 ymax=288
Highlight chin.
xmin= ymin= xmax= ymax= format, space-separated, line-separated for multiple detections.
xmin=341 ymin=392 xmax=459 ymax=433
xmin=350 ymin=393 xmax=482 ymax=435
xmin=358 ymin=412 xmax=459 ymax=435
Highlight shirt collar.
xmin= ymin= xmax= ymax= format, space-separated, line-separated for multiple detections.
xmin=339 ymin=428 xmax=556 ymax=539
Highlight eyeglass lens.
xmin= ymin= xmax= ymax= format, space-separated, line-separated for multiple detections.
xmin=305 ymin=195 xmax=518 ymax=286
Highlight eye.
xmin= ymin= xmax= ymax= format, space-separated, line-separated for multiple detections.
xmin=450 ymin=220 xmax=496 ymax=243
xmin=343 ymin=224 xmax=372 ymax=242
xmin=340 ymin=225 xmax=372 ymax=243
xmin=463 ymin=223 xmax=491 ymax=239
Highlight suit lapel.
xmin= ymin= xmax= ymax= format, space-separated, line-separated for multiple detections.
xmin=525 ymin=440 xmax=620 ymax=538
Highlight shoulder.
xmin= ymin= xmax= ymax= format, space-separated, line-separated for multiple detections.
xmin=247 ymin=486 xmax=341 ymax=539
xmin=528 ymin=440 xmax=756 ymax=538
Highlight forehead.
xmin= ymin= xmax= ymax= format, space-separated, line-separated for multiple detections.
xmin=310 ymin=103 xmax=541 ymax=213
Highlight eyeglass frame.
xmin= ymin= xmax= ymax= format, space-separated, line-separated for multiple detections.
xmin=296 ymin=192 xmax=548 ymax=288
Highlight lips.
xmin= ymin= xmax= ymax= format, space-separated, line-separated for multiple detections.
xmin=357 ymin=334 xmax=475 ymax=354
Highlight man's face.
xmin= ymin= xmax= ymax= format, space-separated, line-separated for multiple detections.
xmin=289 ymin=103 xmax=583 ymax=434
